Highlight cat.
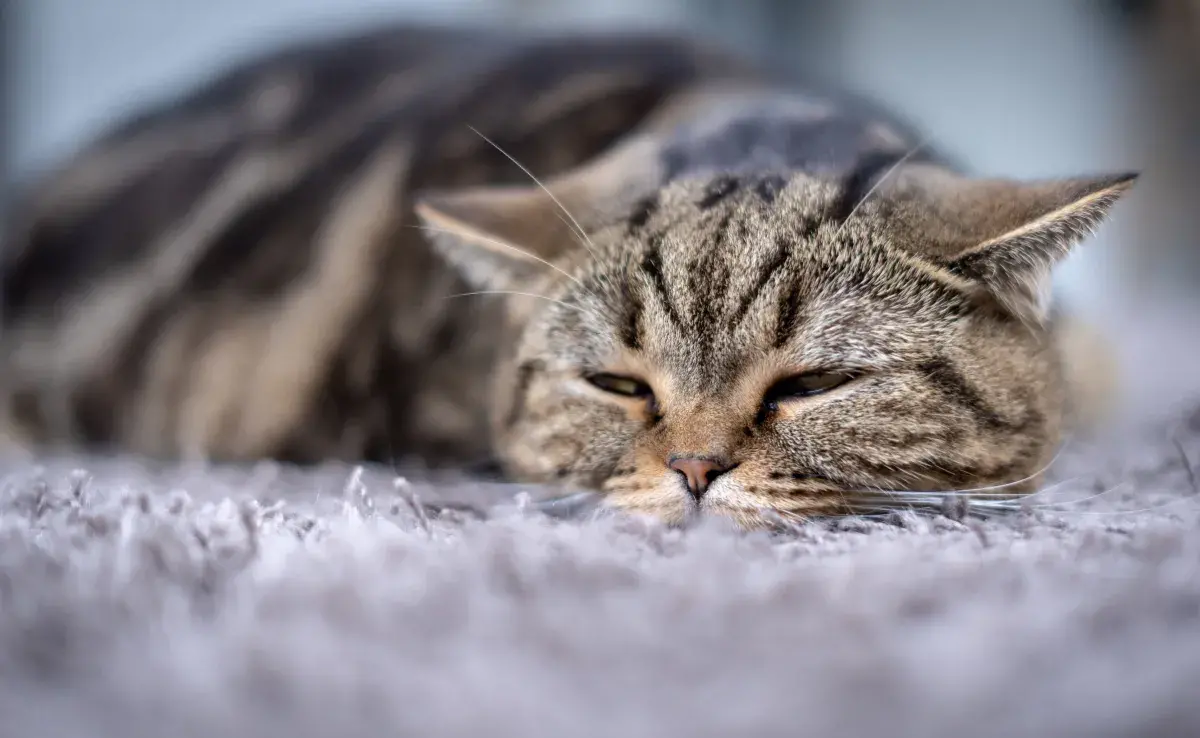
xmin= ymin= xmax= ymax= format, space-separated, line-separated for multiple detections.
xmin=0 ymin=24 xmax=1135 ymax=529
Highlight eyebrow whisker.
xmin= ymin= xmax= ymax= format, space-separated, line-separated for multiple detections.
xmin=467 ymin=124 xmax=601 ymax=262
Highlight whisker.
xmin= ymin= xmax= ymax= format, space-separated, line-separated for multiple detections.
xmin=551 ymin=209 xmax=607 ymax=261
xmin=757 ymin=508 xmax=802 ymax=534
xmin=847 ymin=476 xmax=1196 ymax=521
xmin=762 ymin=443 xmax=1072 ymax=521
xmin=857 ymin=438 xmax=1073 ymax=501
xmin=842 ymin=494 xmax=1020 ymax=519
xmin=833 ymin=136 xmax=929 ymax=240
xmin=466 ymin=125 xmax=600 ymax=260
xmin=406 ymin=224 xmax=586 ymax=291
xmin=1029 ymin=485 xmax=1199 ymax=517
xmin=1025 ymin=481 xmax=1132 ymax=510
xmin=1031 ymin=438 xmax=1199 ymax=516
xmin=1022 ymin=478 xmax=1132 ymax=509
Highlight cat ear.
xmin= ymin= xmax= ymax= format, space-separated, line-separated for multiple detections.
xmin=414 ymin=184 xmax=584 ymax=290
xmin=884 ymin=166 xmax=1139 ymax=322
xmin=943 ymin=173 xmax=1138 ymax=321
xmin=414 ymin=136 xmax=659 ymax=290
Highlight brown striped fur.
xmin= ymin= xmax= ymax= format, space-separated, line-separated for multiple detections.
xmin=0 ymin=25 xmax=1135 ymax=528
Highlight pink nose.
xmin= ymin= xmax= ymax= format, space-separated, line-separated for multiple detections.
xmin=669 ymin=457 xmax=734 ymax=500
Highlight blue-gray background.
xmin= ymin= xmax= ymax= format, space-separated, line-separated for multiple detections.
xmin=1 ymin=0 xmax=1196 ymax=321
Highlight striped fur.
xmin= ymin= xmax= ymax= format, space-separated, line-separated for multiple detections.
xmin=0 ymin=26 xmax=749 ymax=465
xmin=0 ymin=25 xmax=1135 ymax=528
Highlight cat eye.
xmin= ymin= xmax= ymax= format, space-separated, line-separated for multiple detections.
xmin=584 ymin=372 xmax=654 ymax=399
xmin=762 ymin=371 xmax=858 ymax=410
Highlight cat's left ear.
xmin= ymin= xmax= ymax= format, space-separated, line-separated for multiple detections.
xmin=887 ymin=166 xmax=1139 ymax=322
xmin=414 ymin=183 xmax=585 ymax=290
xmin=414 ymin=136 xmax=658 ymax=290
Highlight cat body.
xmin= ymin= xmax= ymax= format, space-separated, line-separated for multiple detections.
xmin=0 ymin=27 xmax=748 ymax=466
xmin=0 ymin=25 xmax=1134 ymax=527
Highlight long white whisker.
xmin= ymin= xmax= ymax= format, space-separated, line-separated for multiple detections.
xmin=858 ymin=437 xmax=1072 ymax=500
xmin=811 ymin=438 xmax=1196 ymax=521
xmin=1034 ymin=438 xmax=1199 ymax=516
xmin=551 ymin=209 xmax=606 ymax=260
xmin=834 ymin=439 xmax=1076 ymax=519
xmin=833 ymin=136 xmax=929 ymax=239
xmin=407 ymin=224 xmax=585 ymax=290
xmin=1026 ymin=481 xmax=1132 ymax=510
xmin=1030 ymin=485 xmax=1200 ymax=517
xmin=466 ymin=125 xmax=600 ymax=260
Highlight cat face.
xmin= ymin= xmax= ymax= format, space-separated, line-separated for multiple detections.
xmin=418 ymin=159 xmax=1136 ymax=529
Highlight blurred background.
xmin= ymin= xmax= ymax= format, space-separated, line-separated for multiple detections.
xmin=0 ymin=0 xmax=1196 ymax=412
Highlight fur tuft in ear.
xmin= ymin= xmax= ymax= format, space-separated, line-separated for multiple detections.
xmin=878 ymin=165 xmax=1138 ymax=322
xmin=414 ymin=133 xmax=662 ymax=291
xmin=944 ymin=172 xmax=1138 ymax=322
xmin=414 ymin=186 xmax=581 ymax=291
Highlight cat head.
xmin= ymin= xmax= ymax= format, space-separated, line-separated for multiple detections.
xmin=415 ymin=138 xmax=1137 ymax=529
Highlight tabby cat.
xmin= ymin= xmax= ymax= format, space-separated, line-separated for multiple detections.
xmin=0 ymin=25 xmax=1135 ymax=528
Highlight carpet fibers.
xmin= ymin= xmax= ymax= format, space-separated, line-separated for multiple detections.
xmin=2 ymin=404 xmax=1199 ymax=737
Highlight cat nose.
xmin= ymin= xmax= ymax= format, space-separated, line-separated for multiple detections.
xmin=668 ymin=456 xmax=735 ymax=500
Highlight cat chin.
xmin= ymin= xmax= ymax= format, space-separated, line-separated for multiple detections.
xmin=528 ymin=487 xmax=823 ymax=531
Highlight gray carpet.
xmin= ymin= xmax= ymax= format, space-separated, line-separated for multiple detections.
xmin=1 ymin=396 xmax=1198 ymax=738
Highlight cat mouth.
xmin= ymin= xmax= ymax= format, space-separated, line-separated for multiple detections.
xmin=558 ymin=469 xmax=852 ymax=525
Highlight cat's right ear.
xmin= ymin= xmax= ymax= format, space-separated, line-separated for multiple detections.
xmin=878 ymin=164 xmax=1138 ymax=323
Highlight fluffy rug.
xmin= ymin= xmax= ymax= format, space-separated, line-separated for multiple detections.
xmin=1 ymin=394 xmax=1199 ymax=738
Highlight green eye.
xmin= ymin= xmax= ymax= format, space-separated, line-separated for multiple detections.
xmin=763 ymin=371 xmax=858 ymax=408
xmin=585 ymin=372 xmax=654 ymax=398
